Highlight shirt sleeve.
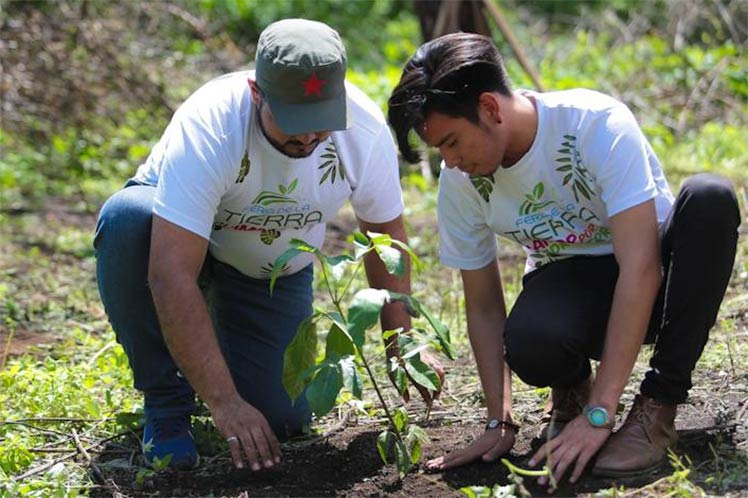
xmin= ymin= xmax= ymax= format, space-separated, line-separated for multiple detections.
xmin=582 ymin=103 xmax=657 ymax=218
xmin=348 ymin=125 xmax=405 ymax=223
xmin=438 ymin=169 xmax=497 ymax=270
xmin=152 ymin=108 xmax=235 ymax=239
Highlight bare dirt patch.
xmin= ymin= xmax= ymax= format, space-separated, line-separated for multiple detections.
xmin=0 ymin=327 xmax=58 ymax=359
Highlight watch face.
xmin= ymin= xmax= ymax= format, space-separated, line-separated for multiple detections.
xmin=486 ymin=419 xmax=499 ymax=430
xmin=587 ymin=407 xmax=609 ymax=427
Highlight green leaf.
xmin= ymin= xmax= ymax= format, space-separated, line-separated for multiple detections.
xmin=377 ymin=430 xmax=395 ymax=464
xmin=394 ymin=439 xmax=411 ymax=477
xmin=401 ymin=342 xmax=429 ymax=360
xmin=392 ymin=407 xmax=409 ymax=432
xmin=338 ymin=355 xmax=363 ymax=398
xmin=353 ymin=231 xmax=370 ymax=248
xmin=389 ymin=239 xmax=422 ymax=272
xmin=320 ymin=167 xmax=333 ymax=184
xmin=389 ymin=357 xmax=408 ymax=395
xmin=325 ymin=322 xmax=355 ymax=358
xmin=390 ymin=293 xmax=456 ymax=360
xmin=347 ymin=288 xmax=389 ymax=348
xmin=374 ymin=244 xmax=404 ymax=276
xmin=288 ymin=178 xmax=298 ymax=192
xmin=366 ymin=231 xmax=390 ymax=245
xmin=282 ymin=316 xmax=318 ymax=403
xmin=575 ymin=179 xmax=592 ymax=200
xmin=270 ymin=247 xmax=303 ymax=294
xmin=532 ymin=182 xmax=544 ymax=199
xmin=289 ymin=239 xmax=319 ymax=253
xmin=556 ymin=164 xmax=573 ymax=172
xmin=324 ymin=253 xmax=355 ymax=282
xmin=115 ymin=411 xmax=143 ymax=430
xmin=404 ymin=355 xmax=440 ymax=392
xmin=406 ymin=425 xmax=429 ymax=446
xmin=306 ymin=363 xmax=343 ymax=416
xmin=382 ymin=328 xmax=402 ymax=342
xmin=459 ymin=486 xmax=492 ymax=498
xmin=407 ymin=437 xmax=422 ymax=464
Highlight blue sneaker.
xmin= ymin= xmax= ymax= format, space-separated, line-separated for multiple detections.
xmin=142 ymin=415 xmax=199 ymax=469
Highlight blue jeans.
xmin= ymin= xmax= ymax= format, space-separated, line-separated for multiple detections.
xmin=94 ymin=181 xmax=312 ymax=438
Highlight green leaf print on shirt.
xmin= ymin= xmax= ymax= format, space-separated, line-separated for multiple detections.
xmin=470 ymin=174 xmax=495 ymax=202
xmin=260 ymin=228 xmax=281 ymax=245
xmin=260 ymin=261 xmax=290 ymax=277
xmin=235 ymin=151 xmax=250 ymax=184
xmin=253 ymin=178 xmax=299 ymax=206
xmin=319 ymin=142 xmax=347 ymax=185
xmin=519 ymin=182 xmax=554 ymax=215
xmin=555 ymin=134 xmax=595 ymax=203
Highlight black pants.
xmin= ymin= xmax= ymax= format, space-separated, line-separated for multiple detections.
xmin=504 ymin=174 xmax=741 ymax=404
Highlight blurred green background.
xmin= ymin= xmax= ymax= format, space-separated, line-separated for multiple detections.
xmin=1 ymin=0 xmax=746 ymax=210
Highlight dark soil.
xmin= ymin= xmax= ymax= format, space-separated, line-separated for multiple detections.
xmin=87 ymin=396 xmax=748 ymax=498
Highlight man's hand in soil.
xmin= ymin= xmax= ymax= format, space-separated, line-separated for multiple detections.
xmin=425 ymin=425 xmax=515 ymax=471
xmin=529 ymin=415 xmax=611 ymax=486
xmin=211 ymin=395 xmax=281 ymax=471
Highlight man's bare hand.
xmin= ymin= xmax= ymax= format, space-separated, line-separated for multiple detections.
xmin=529 ymin=415 xmax=611 ymax=485
xmin=210 ymin=396 xmax=281 ymax=471
xmin=426 ymin=426 xmax=515 ymax=471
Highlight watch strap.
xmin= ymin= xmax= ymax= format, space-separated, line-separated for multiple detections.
xmin=485 ymin=418 xmax=520 ymax=432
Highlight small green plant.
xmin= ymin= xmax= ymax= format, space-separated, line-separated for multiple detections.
xmin=134 ymin=453 xmax=172 ymax=488
xmin=460 ymin=458 xmax=553 ymax=498
xmin=460 ymin=483 xmax=519 ymax=498
xmin=270 ymin=232 xmax=455 ymax=477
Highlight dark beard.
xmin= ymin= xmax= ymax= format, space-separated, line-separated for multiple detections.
xmin=257 ymin=100 xmax=319 ymax=158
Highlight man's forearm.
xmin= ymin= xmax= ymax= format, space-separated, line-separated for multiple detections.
xmin=591 ymin=265 xmax=662 ymax=411
xmin=467 ymin=309 xmax=513 ymax=421
xmin=150 ymin=275 xmax=239 ymax=407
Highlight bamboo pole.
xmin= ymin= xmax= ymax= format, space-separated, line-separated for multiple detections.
xmin=481 ymin=0 xmax=545 ymax=91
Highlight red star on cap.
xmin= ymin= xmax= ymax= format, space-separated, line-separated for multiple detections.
xmin=301 ymin=72 xmax=326 ymax=97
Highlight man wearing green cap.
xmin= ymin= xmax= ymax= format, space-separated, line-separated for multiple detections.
xmin=94 ymin=19 xmax=441 ymax=471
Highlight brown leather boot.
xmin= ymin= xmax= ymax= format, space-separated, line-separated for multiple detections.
xmin=592 ymin=395 xmax=678 ymax=477
xmin=538 ymin=375 xmax=592 ymax=441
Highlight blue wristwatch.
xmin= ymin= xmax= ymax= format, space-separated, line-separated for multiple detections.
xmin=583 ymin=405 xmax=615 ymax=429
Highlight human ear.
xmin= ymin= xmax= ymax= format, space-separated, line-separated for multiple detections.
xmin=248 ymin=79 xmax=261 ymax=104
xmin=479 ymin=92 xmax=502 ymax=124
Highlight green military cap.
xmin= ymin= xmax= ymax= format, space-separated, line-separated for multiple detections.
xmin=255 ymin=19 xmax=351 ymax=135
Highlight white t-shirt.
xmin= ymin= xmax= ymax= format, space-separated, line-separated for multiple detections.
xmin=438 ymin=89 xmax=674 ymax=274
xmin=134 ymin=71 xmax=404 ymax=279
